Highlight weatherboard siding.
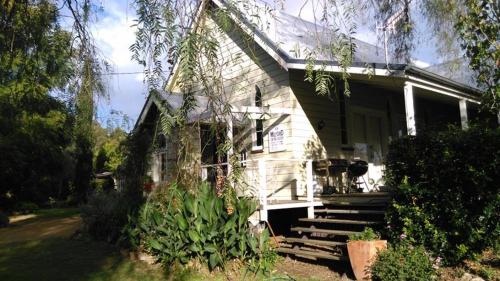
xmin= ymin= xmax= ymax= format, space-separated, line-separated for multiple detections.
xmin=194 ymin=11 xmax=300 ymax=200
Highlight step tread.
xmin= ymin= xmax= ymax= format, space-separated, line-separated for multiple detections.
xmin=299 ymin=218 xmax=383 ymax=225
xmin=291 ymin=227 xmax=361 ymax=236
xmin=276 ymin=247 xmax=347 ymax=261
xmin=280 ymin=237 xmax=347 ymax=247
xmin=314 ymin=209 xmax=385 ymax=215
xmin=321 ymin=201 xmax=388 ymax=207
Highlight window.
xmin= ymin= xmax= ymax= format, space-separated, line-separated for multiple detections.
xmin=256 ymin=119 xmax=264 ymax=147
xmin=255 ymin=85 xmax=262 ymax=107
xmin=253 ymin=85 xmax=264 ymax=151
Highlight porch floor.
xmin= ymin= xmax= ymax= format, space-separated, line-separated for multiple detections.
xmin=266 ymin=200 xmax=323 ymax=210
xmin=317 ymin=192 xmax=391 ymax=206
xmin=265 ymin=192 xmax=391 ymax=210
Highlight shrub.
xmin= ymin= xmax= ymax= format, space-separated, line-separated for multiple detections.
xmin=0 ymin=211 xmax=9 ymax=227
xmin=81 ymin=191 xmax=129 ymax=242
xmin=349 ymin=227 xmax=381 ymax=241
xmin=371 ymin=241 xmax=437 ymax=281
xmin=385 ymin=126 xmax=500 ymax=264
xmin=16 ymin=202 xmax=40 ymax=214
xmin=128 ymin=181 xmax=275 ymax=272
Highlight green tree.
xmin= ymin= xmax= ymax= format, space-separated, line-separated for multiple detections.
xmin=93 ymin=124 xmax=127 ymax=173
xmin=0 ymin=0 xmax=75 ymax=208
xmin=456 ymin=0 xmax=499 ymax=114
xmin=0 ymin=0 xmax=108 ymax=208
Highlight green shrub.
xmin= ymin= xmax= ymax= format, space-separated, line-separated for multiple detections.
xmin=385 ymin=126 xmax=500 ymax=264
xmin=81 ymin=191 xmax=130 ymax=242
xmin=128 ymin=181 xmax=275 ymax=272
xmin=349 ymin=227 xmax=381 ymax=241
xmin=16 ymin=202 xmax=40 ymax=214
xmin=0 ymin=211 xmax=9 ymax=227
xmin=371 ymin=242 xmax=437 ymax=281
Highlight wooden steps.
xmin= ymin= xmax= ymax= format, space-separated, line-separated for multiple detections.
xmin=314 ymin=209 xmax=385 ymax=215
xmin=279 ymin=237 xmax=347 ymax=247
xmin=299 ymin=218 xmax=382 ymax=225
xmin=275 ymin=194 xmax=389 ymax=263
xmin=291 ymin=227 xmax=360 ymax=236
xmin=276 ymin=247 xmax=347 ymax=261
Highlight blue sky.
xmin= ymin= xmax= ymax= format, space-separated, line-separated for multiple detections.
xmin=88 ymin=0 xmax=439 ymax=130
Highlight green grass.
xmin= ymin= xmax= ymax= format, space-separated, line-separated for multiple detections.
xmin=0 ymin=208 xmax=167 ymax=281
xmin=34 ymin=207 xmax=81 ymax=219
xmin=0 ymin=238 xmax=166 ymax=281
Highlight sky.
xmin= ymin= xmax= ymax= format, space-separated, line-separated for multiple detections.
xmin=86 ymin=0 xmax=440 ymax=130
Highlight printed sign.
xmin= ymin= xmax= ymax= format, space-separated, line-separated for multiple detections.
xmin=269 ymin=125 xmax=286 ymax=152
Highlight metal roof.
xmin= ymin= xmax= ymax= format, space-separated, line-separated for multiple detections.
xmin=223 ymin=0 xmax=479 ymax=93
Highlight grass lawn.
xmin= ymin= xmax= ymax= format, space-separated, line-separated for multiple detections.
xmin=0 ymin=208 xmax=167 ymax=281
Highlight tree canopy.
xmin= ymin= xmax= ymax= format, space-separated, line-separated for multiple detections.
xmin=0 ymin=0 xmax=110 ymax=209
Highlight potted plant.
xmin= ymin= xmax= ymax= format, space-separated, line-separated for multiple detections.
xmin=347 ymin=227 xmax=387 ymax=281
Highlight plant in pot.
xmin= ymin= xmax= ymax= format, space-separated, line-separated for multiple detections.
xmin=347 ymin=227 xmax=387 ymax=281
xmin=143 ymin=175 xmax=154 ymax=192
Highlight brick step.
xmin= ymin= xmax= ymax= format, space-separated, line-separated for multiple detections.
xmin=315 ymin=209 xmax=385 ymax=215
xmin=280 ymin=237 xmax=347 ymax=247
xmin=299 ymin=218 xmax=383 ymax=225
xmin=276 ymin=247 xmax=347 ymax=261
xmin=291 ymin=227 xmax=361 ymax=236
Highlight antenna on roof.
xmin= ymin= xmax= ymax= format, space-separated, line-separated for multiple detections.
xmin=376 ymin=7 xmax=405 ymax=68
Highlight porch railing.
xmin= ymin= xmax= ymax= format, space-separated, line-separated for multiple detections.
xmin=200 ymin=158 xmax=316 ymax=222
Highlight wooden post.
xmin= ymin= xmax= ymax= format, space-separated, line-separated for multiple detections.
xmin=306 ymin=160 xmax=314 ymax=219
xmin=459 ymin=99 xmax=468 ymax=129
xmin=404 ymin=82 xmax=417 ymax=136
xmin=258 ymin=159 xmax=268 ymax=222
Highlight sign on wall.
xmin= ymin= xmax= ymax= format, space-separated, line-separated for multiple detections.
xmin=269 ymin=125 xmax=286 ymax=152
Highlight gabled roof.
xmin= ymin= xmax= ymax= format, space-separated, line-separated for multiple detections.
xmin=237 ymin=2 xmax=391 ymax=64
xmin=138 ymin=0 xmax=481 ymax=130
xmin=135 ymin=91 xmax=210 ymax=129
xmin=209 ymin=0 xmax=480 ymax=92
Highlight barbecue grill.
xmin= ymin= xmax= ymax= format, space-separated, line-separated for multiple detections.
xmin=348 ymin=160 xmax=368 ymax=177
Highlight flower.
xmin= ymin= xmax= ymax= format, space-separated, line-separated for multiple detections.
xmin=432 ymin=256 xmax=442 ymax=269
xmin=400 ymin=233 xmax=407 ymax=240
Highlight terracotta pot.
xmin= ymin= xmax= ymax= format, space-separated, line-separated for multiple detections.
xmin=347 ymin=240 xmax=387 ymax=281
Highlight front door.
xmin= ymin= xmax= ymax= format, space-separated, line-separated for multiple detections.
xmin=350 ymin=107 xmax=388 ymax=191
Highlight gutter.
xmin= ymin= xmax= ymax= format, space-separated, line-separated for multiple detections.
xmin=404 ymin=66 xmax=482 ymax=96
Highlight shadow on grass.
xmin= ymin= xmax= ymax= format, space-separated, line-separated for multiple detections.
xmin=0 ymin=238 xmax=166 ymax=281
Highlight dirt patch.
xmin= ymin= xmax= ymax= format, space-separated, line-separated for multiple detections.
xmin=0 ymin=215 xmax=81 ymax=244
xmin=274 ymin=256 xmax=350 ymax=280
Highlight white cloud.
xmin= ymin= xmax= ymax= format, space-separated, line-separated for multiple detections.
xmin=92 ymin=0 xmax=146 ymax=128
xmin=93 ymin=1 xmax=138 ymax=68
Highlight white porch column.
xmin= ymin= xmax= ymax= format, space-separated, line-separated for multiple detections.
xmin=404 ymin=82 xmax=417 ymax=136
xmin=258 ymin=159 xmax=268 ymax=222
xmin=226 ymin=116 xmax=233 ymax=175
xmin=459 ymin=99 xmax=469 ymax=129
xmin=305 ymin=160 xmax=314 ymax=219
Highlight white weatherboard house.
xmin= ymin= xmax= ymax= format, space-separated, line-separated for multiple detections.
xmin=134 ymin=0 xmax=481 ymax=243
